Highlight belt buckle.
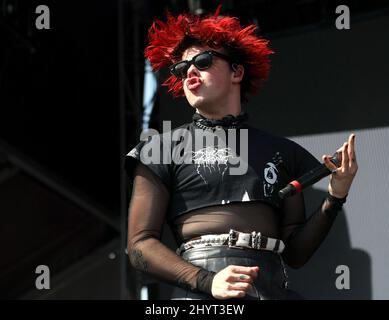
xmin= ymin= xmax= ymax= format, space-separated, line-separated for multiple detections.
xmin=235 ymin=232 xmax=252 ymax=248
xmin=256 ymin=232 xmax=262 ymax=250
xmin=251 ymin=231 xmax=257 ymax=249
xmin=228 ymin=229 xmax=243 ymax=249
xmin=250 ymin=231 xmax=261 ymax=250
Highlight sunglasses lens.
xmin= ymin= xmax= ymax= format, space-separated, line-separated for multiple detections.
xmin=173 ymin=61 xmax=189 ymax=79
xmin=194 ymin=53 xmax=212 ymax=69
xmin=171 ymin=52 xmax=214 ymax=79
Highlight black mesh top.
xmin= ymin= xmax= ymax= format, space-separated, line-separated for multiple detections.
xmin=125 ymin=120 xmax=320 ymax=222
xmin=125 ymin=115 xmax=342 ymax=294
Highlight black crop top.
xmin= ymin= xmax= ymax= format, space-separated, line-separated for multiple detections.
xmin=125 ymin=121 xmax=320 ymax=222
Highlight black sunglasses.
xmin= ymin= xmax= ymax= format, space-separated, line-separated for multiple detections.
xmin=169 ymin=50 xmax=233 ymax=79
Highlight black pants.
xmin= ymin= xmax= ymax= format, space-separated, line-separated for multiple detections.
xmin=171 ymin=246 xmax=303 ymax=300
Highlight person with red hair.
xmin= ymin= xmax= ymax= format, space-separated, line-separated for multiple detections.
xmin=125 ymin=11 xmax=358 ymax=300
xmin=144 ymin=11 xmax=273 ymax=102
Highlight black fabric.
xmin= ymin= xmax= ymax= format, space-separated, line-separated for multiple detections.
xmin=125 ymin=120 xmax=321 ymax=223
xmin=195 ymin=269 xmax=216 ymax=295
xmin=326 ymin=192 xmax=347 ymax=209
xmin=127 ymin=163 xmax=203 ymax=293
xmin=171 ymin=202 xmax=283 ymax=244
xmin=171 ymin=246 xmax=302 ymax=300
xmin=126 ymin=117 xmax=344 ymax=298
xmin=125 ymin=132 xmax=173 ymax=191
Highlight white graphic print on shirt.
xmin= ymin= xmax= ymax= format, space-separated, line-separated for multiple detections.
xmin=263 ymin=152 xmax=283 ymax=197
xmin=191 ymin=146 xmax=235 ymax=184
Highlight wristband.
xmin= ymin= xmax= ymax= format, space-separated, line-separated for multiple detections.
xmin=327 ymin=192 xmax=347 ymax=205
xmin=195 ymin=269 xmax=216 ymax=295
xmin=324 ymin=192 xmax=347 ymax=213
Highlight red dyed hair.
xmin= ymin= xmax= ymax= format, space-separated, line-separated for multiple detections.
xmin=145 ymin=12 xmax=274 ymax=101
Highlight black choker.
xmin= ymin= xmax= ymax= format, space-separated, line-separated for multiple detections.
xmin=193 ymin=112 xmax=248 ymax=130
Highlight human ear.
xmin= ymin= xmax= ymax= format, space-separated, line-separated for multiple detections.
xmin=231 ymin=64 xmax=244 ymax=83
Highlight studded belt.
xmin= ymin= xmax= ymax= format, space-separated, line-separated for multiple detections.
xmin=177 ymin=229 xmax=285 ymax=255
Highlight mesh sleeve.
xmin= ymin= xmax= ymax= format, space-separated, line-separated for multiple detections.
xmin=280 ymin=141 xmax=343 ymax=268
xmin=127 ymin=162 xmax=214 ymax=294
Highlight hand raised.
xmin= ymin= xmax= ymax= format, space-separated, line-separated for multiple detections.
xmin=322 ymin=133 xmax=358 ymax=198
